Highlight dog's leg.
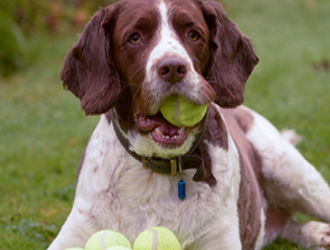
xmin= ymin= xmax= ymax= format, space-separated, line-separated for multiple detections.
xmin=281 ymin=219 xmax=330 ymax=249
xmin=47 ymin=206 xmax=99 ymax=250
xmin=263 ymin=207 xmax=330 ymax=249
xmin=245 ymin=109 xmax=330 ymax=248
xmin=247 ymin=109 xmax=330 ymax=222
xmin=261 ymin=143 xmax=330 ymax=222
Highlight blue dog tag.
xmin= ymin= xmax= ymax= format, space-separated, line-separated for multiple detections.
xmin=178 ymin=179 xmax=186 ymax=200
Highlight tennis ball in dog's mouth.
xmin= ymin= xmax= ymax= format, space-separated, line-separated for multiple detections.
xmin=133 ymin=227 xmax=181 ymax=250
xmin=85 ymin=230 xmax=131 ymax=250
xmin=159 ymin=95 xmax=208 ymax=127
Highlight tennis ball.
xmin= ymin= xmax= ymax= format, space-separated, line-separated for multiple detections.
xmin=160 ymin=95 xmax=208 ymax=127
xmin=133 ymin=227 xmax=181 ymax=250
xmin=106 ymin=247 xmax=132 ymax=250
xmin=85 ymin=230 xmax=131 ymax=250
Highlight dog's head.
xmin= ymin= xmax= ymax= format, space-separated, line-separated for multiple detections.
xmin=61 ymin=0 xmax=258 ymax=158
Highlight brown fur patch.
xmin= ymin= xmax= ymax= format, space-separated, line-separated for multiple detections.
xmin=202 ymin=1 xmax=259 ymax=108
xmin=221 ymin=107 xmax=263 ymax=250
xmin=61 ymin=6 xmax=122 ymax=115
xmin=193 ymin=104 xmax=229 ymax=187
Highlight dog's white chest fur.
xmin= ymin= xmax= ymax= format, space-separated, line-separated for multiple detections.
xmin=73 ymin=114 xmax=241 ymax=249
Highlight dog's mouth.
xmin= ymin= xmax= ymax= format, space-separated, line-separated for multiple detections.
xmin=137 ymin=112 xmax=189 ymax=149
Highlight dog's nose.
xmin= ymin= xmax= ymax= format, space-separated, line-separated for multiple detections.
xmin=157 ymin=58 xmax=187 ymax=83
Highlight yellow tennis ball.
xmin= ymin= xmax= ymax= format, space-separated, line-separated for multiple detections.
xmin=85 ymin=230 xmax=131 ymax=250
xmin=160 ymin=95 xmax=208 ymax=127
xmin=106 ymin=247 xmax=132 ymax=250
xmin=133 ymin=227 xmax=181 ymax=250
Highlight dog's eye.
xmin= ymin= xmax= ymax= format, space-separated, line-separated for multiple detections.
xmin=129 ymin=34 xmax=142 ymax=44
xmin=188 ymin=31 xmax=199 ymax=42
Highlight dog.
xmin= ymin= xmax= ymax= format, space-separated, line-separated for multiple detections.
xmin=48 ymin=0 xmax=330 ymax=249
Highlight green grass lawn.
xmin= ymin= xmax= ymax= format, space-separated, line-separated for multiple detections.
xmin=0 ymin=0 xmax=329 ymax=249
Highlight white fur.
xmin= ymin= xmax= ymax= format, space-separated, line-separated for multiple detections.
xmin=280 ymin=129 xmax=302 ymax=146
xmin=281 ymin=219 xmax=330 ymax=248
xmin=48 ymin=109 xmax=243 ymax=250
xmin=255 ymin=208 xmax=266 ymax=250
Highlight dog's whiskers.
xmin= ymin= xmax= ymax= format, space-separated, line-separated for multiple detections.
xmin=130 ymin=65 xmax=145 ymax=81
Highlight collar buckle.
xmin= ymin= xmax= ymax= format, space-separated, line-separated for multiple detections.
xmin=170 ymin=156 xmax=182 ymax=176
xmin=143 ymin=158 xmax=149 ymax=170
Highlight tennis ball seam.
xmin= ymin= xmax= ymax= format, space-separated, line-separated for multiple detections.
xmin=150 ymin=228 xmax=158 ymax=250
xmin=173 ymin=95 xmax=182 ymax=126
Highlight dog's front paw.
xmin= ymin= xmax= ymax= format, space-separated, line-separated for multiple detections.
xmin=303 ymin=221 xmax=330 ymax=249
xmin=319 ymin=224 xmax=330 ymax=249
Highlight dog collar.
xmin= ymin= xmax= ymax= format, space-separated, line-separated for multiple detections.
xmin=110 ymin=109 xmax=207 ymax=182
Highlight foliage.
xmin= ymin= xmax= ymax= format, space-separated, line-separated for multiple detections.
xmin=0 ymin=0 xmax=118 ymax=77
xmin=0 ymin=0 xmax=26 ymax=76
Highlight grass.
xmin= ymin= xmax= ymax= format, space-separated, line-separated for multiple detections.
xmin=0 ymin=0 xmax=329 ymax=249
xmin=0 ymin=34 xmax=100 ymax=249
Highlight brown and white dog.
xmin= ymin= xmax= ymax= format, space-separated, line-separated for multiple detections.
xmin=49 ymin=0 xmax=330 ymax=249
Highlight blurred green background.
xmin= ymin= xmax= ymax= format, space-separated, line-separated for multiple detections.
xmin=0 ymin=0 xmax=117 ymax=77
xmin=0 ymin=0 xmax=329 ymax=249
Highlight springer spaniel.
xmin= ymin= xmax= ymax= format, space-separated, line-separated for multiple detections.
xmin=49 ymin=0 xmax=330 ymax=249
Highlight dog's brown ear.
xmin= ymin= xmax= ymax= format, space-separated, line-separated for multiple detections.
xmin=60 ymin=5 xmax=121 ymax=115
xmin=203 ymin=1 xmax=259 ymax=108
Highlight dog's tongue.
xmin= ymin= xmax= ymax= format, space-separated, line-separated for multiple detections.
xmin=137 ymin=112 xmax=188 ymax=147
xmin=137 ymin=112 xmax=181 ymax=134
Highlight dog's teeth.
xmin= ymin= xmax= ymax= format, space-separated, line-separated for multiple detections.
xmin=173 ymin=135 xmax=177 ymax=140
xmin=155 ymin=128 xmax=162 ymax=135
